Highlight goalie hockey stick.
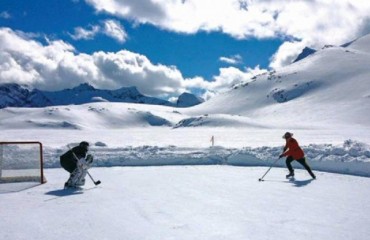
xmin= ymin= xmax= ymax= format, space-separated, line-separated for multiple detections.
xmin=87 ymin=171 xmax=101 ymax=185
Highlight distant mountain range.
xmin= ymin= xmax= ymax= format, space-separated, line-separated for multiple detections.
xmin=0 ymin=83 xmax=204 ymax=108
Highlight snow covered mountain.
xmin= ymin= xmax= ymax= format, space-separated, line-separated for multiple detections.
xmin=0 ymin=83 xmax=177 ymax=108
xmin=184 ymin=33 xmax=370 ymax=129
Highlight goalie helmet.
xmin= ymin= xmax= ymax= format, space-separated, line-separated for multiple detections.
xmin=79 ymin=141 xmax=89 ymax=148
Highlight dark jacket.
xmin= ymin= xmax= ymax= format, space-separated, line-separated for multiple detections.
xmin=60 ymin=146 xmax=88 ymax=173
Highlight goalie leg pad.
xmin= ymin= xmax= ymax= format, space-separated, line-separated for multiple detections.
xmin=66 ymin=167 xmax=83 ymax=187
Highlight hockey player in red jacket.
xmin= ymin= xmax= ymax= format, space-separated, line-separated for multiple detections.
xmin=279 ymin=132 xmax=316 ymax=179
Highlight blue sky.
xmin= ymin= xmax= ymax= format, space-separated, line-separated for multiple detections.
xmin=1 ymin=0 xmax=370 ymax=100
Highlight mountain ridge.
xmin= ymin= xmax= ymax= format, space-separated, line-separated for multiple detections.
xmin=0 ymin=83 xmax=203 ymax=108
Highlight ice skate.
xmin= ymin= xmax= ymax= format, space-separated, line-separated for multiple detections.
xmin=286 ymin=172 xmax=295 ymax=178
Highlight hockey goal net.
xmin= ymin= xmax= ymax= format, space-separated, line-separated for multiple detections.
xmin=0 ymin=141 xmax=46 ymax=184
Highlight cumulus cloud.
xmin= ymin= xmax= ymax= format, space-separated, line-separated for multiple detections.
xmin=0 ymin=27 xmax=251 ymax=99
xmin=219 ymin=54 xmax=243 ymax=65
xmin=84 ymin=0 xmax=370 ymax=68
xmin=70 ymin=19 xmax=127 ymax=43
xmin=92 ymin=50 xmax=185 ymax=96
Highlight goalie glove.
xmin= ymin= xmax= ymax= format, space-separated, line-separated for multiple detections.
xmin=86 ymin=154 xmax=93 ymax=164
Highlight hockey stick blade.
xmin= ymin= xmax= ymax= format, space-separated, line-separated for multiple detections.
xmin=87 ymin=171 xmax=101 ymax=186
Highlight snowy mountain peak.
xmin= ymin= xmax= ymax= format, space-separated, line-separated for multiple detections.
xmin=114 ymin=86 xmax=141 ymax=96
xmin=71 ymin=83 xmax=96 ymax=92
xmin=293 ymin=47 xmax=316 ymax=63
xmin=177 ymin=92 xmax=204 ymax=107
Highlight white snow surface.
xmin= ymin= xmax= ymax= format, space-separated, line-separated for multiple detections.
xmin=1 ymin=166 xmax=369 ymax=240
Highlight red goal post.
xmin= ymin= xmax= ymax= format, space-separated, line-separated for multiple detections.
xmin=0 ymin=141 xmax=46 ymax=184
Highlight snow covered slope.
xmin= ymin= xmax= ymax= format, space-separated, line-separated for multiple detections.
xmin=344 ymin=33 xmax=370 ymax=53
xmin=0 ymin=102 xmax=184 ymax=129
xmin=185 ymin=34 xmax=370 ymax=128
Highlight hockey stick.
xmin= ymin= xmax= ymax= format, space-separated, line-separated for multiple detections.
xmin=87 ymin=171 xmax=101 ymax=186
xmin=258 ymin=158 xmax=280 ymax=182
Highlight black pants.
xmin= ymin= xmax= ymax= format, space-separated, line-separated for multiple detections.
xmin=286 ymin=156 xmax=315 ymax=178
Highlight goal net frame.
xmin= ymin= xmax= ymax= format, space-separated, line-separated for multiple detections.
xmin=0 ymin=141 xmax=46 ymax=184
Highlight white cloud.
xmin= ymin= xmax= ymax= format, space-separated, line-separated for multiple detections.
xmin=102 ymin=19 xmax=127 ymax=43
xmin=269 ymin=41 xmax=307 ymax=69
xmin=70 ymin=19 xmax=127 ymax=43
xmin=2 ymin=27 xmax=256 ymax=99
xmin=85 ymin=0 xmax=370 ymax=68
xmin=219 ymin=54 xmax=243 ymax=65
xmin=0 ymin=11 xmax=11 ymax=19
xmin=92 ymin=50 xmax=186 ymax=96
xmin=70 ymin=25 xmax=100 ymax=40
xmin=0 ymin=27 xmax=267 ymax=100
xmin=183 ymin=65 xmax=267 ymax=100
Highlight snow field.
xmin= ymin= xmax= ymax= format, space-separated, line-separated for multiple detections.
xmin=1 ymin=166 xmax=369 ymax=240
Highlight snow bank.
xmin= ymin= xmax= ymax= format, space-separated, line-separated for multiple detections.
xmin=44 ymin=140 xmax=370 ymax=177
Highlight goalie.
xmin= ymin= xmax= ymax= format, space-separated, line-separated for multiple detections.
xmin=60 ymin=141 xmax=93 ymax=188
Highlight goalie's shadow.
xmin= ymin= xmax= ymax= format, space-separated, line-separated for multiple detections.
xmin=45 ymin=188 xmax=84 ymax=200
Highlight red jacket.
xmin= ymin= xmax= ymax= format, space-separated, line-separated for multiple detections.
xmin=283 ymin=137 xmax=304 ymax=160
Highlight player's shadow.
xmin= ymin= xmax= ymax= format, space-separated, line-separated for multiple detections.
xmin=289 ymin=178 xmax=314 ymax=187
